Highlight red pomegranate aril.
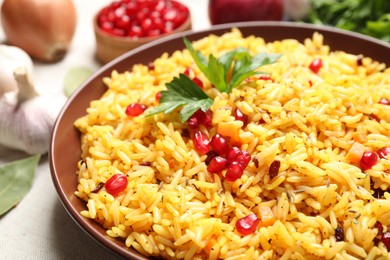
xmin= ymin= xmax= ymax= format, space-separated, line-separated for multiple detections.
xmin=100 ymin=21 xmax=114 ymax=33
xmin=190 ymin=109 xmax=213 ymax=128
xmin=193 ymin=77 xmax=204 ymax=88
xmin=309 ymin=58 xmax=323 ymax=74
xmin=105 ymin=174 xmax=128 ymax=196
xmin=141 ymin=18 xmax=153 ymax=33
xmin=360 ymin=151 xmax=379 ymax=171
xmin=112 ymin=28 xmax=126 ymax=37
xmin=259 ymin=75 xmax=273 ymax=82
xmin=210 ymin=134 xmax=229 ymax=155
xmin=374 ymin=221 xmax=383 ymax=236
xmin=235 ymin=150 xmax=251 ymax=168
xmin=192 ymin=130 xmax=210 ymax=155
xmin=377 ymin=147 xmax=390 ymax=159
xmin=153 ymin=17 xmax=165 ymax=31
xmin=115 ymin=15 xmax=131 ymax=30
xmin=225 ymin=161 xmax=244 ymax=182
xmin=188 ymin=116 xmax=199 ymax=129
xmin=234 ymin=108 xmax=249 ymax=126
xmin=207 ymin=156 xmax=228 ymax=174
xmin=379 ymin=98 xmax=390 ymax=105
xmin=226 ymin=147 xmax=241 ymax=163
xmin=236 ymin=214 xmax=260 ymax=236
xmin=128 ymin=25 xmax=143 ymax=37
xmin=382 ymin=232 xmax=390 ymax=251
xmin=184 ymin=67 xmax=192 ymax=76
xmin=155 ymin=92 xmax=162 ymax=102
xmin=125 ymin=103 xmax=147 ymax=117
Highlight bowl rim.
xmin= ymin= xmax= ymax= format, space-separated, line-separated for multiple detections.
xmin=50 ymin=21 xmax=390 ymax=260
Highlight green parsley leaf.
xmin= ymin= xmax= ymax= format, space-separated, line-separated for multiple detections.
xmin=148 ymin=73 xmax=213 ymax=122
xmin=148 ymin=38 xmax=281 ymax=122
xmin=184 ymin=37 xmax=281 ymax=93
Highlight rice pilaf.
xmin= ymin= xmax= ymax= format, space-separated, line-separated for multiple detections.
xmin=74 ymin=28 xmax=390 ymax=259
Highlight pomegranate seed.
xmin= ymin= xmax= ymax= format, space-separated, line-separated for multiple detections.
xmin=382 ymin=232 xmax=390 ymax=251
xmin=192 ymin=77 xmax=204 ymax=88
xmin=225 ymin=161 xmax=244 ymax=182
xmin=97 ymin=0 xmax=189 ymax=38
xmin=226 ymin=147 xmax=241 ymax=163
xmin=360 ymin=151 xmax=379 ymax=171
xmin=374 ymin=221 xmax=383 ymax=236
xmin=155 ymin=92 xmax=162 ymax=102
xmin=115 ymin=14 xmax=131 ymax=30
xmin=236 ymin=214 xmax=260 ymax=236
xmin=207 ymin=156 xmax=228 ymax=174
xmin=377 ymin=147 xmax=390 ymax=159
xmin=235 ymin=150 xmax=251 ymax=168
xmin=379 ymin=98 xmax=390 ymax=105
xmin=125 ymin=103 xmax=147 ymax=116
xmin=187 ymin=115 xmax=199 ymax=129
xmin=210 ymin=134 xmax=229 ymax=155
xmin=268 ymin=160 xmax=281 ymax=178
xmin=309 ymin=58 xmax=323 ymax=74
xmin=192 ymin=130 xmax=210 ymax=155
xmin=205 ymin=150 xmax=219 ymax=165
xmin=234 ymin=108 xmax=249 ymax=126
xmin=189 ymin=109 xmax=213 ymax=129
xmin=105 ymin=174 xmax=128 ymax=196
xmin=184 ymin=67 xmax=192 ymax=76
xmin=258 ymin=75 xmax=273 ymax=82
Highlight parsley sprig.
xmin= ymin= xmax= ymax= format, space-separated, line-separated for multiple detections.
xmin=148 ymin=37 xmax=281 ymax=122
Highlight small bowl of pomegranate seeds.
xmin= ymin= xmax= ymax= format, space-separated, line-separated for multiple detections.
xmin=94 ymin=0 xmax=191 ymax=64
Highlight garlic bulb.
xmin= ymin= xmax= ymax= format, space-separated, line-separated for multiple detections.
xmin=0 ymin=45 xmax=34 ymax=96
xmin=0 ymin=66 xmax=66 ymax=154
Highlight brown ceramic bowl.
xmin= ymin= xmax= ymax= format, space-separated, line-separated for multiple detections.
xmin=50 ymin=22 xmax=390 ymax=259
xmin=94 ymin=2 xmax=192 ymax=64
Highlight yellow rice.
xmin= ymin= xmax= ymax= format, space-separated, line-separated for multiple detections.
xmin=74 ymin=28 xmax=390 ymax=259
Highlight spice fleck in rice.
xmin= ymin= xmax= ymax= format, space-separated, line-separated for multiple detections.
xmin=75 ymin=28 xmax=390 ymax=259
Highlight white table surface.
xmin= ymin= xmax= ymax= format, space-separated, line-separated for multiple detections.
xmin=0 ymin=1 xmax=210 ymax=259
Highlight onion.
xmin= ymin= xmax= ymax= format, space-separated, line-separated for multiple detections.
xmin=1 ymin=0 xmax=77 ymax=62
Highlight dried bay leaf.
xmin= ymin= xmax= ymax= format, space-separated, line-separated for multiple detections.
xmin=63 ymin=66 xmax=93 ymax=97
xmin=0 ymin=154 xmax=40 ymax=216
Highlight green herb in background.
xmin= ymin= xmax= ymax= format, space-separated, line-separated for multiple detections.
xmin=0 ymin=154 xmax=40 ymax=216
xmin=304 ymin=0 xmax=390 ymax=42
xmin=63 ymin=66 xmax=93 ymax=97
xmin=148 ymin=38 xmax=281 ymax=122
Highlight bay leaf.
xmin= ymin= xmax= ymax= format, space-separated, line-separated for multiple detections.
xmin=0 ymin=154 xmax=40 ymax=216
xmin=63 ymin=66 xmax=93 ymax=97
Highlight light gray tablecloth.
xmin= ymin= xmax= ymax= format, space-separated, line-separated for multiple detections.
xmin=0 ymin=1 xmax=209 ymax=259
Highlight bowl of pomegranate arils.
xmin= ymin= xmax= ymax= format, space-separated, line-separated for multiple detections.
xmin=94 ymin=0 xmax=191 ymax=64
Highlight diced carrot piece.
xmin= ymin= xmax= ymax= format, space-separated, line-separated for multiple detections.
xmin=258 ymin=206 xmax=276 ymax=227
xmin=352 ymin=132 xmax=367 ymax=143
xmin=204 ymin=237 xmax=218 ymax=255
xmin=217 ymin=121 xmax=243 ymax=146
xmin=346 ymin=142 xmax=366 ymax=163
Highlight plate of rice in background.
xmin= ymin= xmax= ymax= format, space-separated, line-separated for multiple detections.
xmin=50 ymin=21 xmax=390 ymax=259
